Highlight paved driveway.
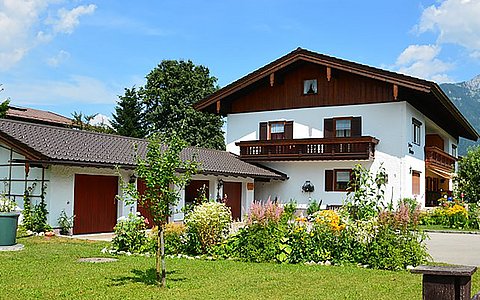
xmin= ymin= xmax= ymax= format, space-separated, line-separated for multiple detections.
xmin=426 ymin=232 xmax=480 ymax=266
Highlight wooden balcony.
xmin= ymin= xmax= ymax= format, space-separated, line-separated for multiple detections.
xmin=236 ymin=136 xmax=379 ymax=161
xmin=424 ymin=146 xmax=457 ymax=172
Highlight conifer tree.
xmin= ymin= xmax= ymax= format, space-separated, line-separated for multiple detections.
xmin=111 ymin=87 xmax=146 ymax=138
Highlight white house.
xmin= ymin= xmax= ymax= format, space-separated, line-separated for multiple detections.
xmin=195 ymin=48 xmax=479 ymax=208
xmin=0 ymin=119 xmax=284 ymax=234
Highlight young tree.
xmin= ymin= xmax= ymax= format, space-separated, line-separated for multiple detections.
xmin=122 ymin=133 xmax=197 ymax=287
xmin=111 ymin=87 xmax=146 ymax=138
xmin=141 ymin=60 xmax=225 ymax=150
xmin=455 ymin=146 xmax=480 ymax=203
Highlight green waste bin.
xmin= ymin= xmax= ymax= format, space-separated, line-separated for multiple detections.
xmin=0 ymin=212 xmax=20 ymax=246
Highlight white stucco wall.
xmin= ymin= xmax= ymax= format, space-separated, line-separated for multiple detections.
xmin=226 ymin=101 xmax=454 ymax=208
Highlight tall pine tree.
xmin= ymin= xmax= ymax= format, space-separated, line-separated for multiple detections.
xmin=111 ymin=87 xmax=146 ymax=138
xmin=142 ymin=60 xmax=225 ymax=150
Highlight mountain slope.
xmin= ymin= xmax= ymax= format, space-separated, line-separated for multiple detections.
xmin=440 ymin=75 xmax=480 ymax=155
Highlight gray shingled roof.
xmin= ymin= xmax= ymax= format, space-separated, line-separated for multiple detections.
xmin=0 ymin=119 xmax=285 ymax=180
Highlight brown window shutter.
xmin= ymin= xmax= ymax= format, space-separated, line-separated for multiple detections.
xmin=412 ymin=171 xmax=420 ymax=195
xmin=284 ymin=121 xmax=293 ymax=139
xmin=324 ymin=118 xmax=333 ymax=138
xmin=325 ymin=170 xmax=333 ymax=191
xmin=351 ymin=117 xmax=362 ymax=137
xmin=259 ymin=122 xmax=267 ymax=140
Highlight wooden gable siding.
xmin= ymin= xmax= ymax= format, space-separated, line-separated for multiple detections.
xmin=229 ymin=62 xmax=394 ymax=114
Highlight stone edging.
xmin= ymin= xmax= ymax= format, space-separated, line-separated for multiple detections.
xmin=423 ymin=229 xmax=480 ymax=235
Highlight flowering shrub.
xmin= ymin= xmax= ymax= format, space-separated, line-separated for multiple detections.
xmin=185 ymin=201 xmax=232 ymax=254
xmin=247 ymin=199 xmax=284 ymax=226
xmin=111 ymin=213 xmax=149 ymax=253
xmin=313 ymin=210 xmax=346 ymax=231
xmin=0 ymin=195 xmax=17 ymax=212
xmin=419 ymin=199 xmax=478 ymax=230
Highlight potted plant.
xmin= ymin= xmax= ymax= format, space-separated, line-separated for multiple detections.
xmin=0 ymin=195 xmax=21 ymax=246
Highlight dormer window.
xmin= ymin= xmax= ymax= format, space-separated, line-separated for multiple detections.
xmin=303 ymin=79 xmax=317 ymax=95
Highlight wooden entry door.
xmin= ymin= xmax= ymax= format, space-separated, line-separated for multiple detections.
xmin=73 ymin=174 xmax=118 ymax=234
xmin=223 ymin=181 xmax=242 ymax=220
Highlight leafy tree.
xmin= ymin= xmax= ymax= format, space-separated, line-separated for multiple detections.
xmin=71 ymin=111 xmax=115 ymax=134
xmin=121 ymin=133 xmax=197 ymax=287
xmin=142 ymin=60 xmax=225 ymax=149
xmin=111 ymin=87 xmax=146 ymax=138
xmin=0 ymin=84 xmax=10 ymax=118
xmin=455 ymin=146 xmax=480 ymax=203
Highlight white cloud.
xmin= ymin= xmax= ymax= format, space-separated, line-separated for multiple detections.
xmin=418 ymin=0 xmax=480 ymax=54
xmin=0 ymin=1 xmax=96 ymax=70
xmin=393 ymin=44 xmax=453 ymax=83
xmin=46 ymin=50 xmax=70 ymax=67
xmin=52 ymin=4 xmax=96 ymax=34
xmin=3 ymin=75 xmax=117 ymax=106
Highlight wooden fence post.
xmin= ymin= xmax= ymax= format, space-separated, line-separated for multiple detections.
xmin=411 ymin=265 xmax=477 ymax=300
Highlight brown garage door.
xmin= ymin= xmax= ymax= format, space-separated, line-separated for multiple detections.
xmin=223 ymin=181 xmax=242 ymax=221
xmin=73 ymin=174 xmax=118 ymax=234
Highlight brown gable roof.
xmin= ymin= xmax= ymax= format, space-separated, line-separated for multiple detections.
xmin=6 ymin=106 xmax=72 ymax=127
xmin=195 ymin=47 xmax=479 ymax=141
xmin=0 ymin=119 xmax=285 ymax=180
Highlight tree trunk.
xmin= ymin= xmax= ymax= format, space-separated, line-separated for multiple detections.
xmin=161 ymin=225 xmax=166 ymax=287
xmin=156 ymin=227 xmax=161 ymax=286
xmin=156 ymin=225 xmax=166 ymax=288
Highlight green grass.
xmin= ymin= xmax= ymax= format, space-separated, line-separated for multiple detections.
xmin=0 ymin=236 xmax=478 ymax=300
xmin=419 ymin=224 xmax=480 ymax=232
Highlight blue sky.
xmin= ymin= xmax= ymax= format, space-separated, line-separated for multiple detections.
xmin=1 ymin=0 xmax=480 ymax=122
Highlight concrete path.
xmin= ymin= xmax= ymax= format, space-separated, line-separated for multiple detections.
xmin=426 ymin=232 xmax=480 ymax=266
xmin=71 ymin=232 xmax=115 ymax=242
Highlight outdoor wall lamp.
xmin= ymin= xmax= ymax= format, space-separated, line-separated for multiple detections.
xmin=302 ymin=180 xmax=315 ymax=193
xmin=129 ymin=174 xmax=137 ymax=184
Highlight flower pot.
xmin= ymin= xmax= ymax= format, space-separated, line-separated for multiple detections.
xmin=0 ymin=212 xmax=20 ymax=246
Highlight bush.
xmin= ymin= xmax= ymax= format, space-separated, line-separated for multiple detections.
xmin=185 ymin=201 xmax=232 ymax=254
xmin=147 ymin=223 xmax=187 ymax=255
xmin=111 ymin=213 xmax=148 ymax=253
xmin=306 ymin=199 xmax=322 ymax=216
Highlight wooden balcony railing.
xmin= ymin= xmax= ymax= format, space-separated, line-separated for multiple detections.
xmin=235 ymin=136 xmax=379 ymax=161
xmin=424 ymin=146 xmax=457 ymax=172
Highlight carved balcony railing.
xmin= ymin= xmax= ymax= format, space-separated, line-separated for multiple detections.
xmin=236 ymin=136 xmax=379 ymax=161
xmin=424 ymin=146 xmax=457 ymax=172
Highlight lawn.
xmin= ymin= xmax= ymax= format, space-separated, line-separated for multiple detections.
xmin=0 ymin=236 xmax=477 ymax=300
xmin=419 ymin=224 xmax=480 ymax=233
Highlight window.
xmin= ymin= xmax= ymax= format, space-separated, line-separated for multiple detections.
xmin=303 ymin=79 xmax=318 ymax=95
xmin=335 ymin=119 xmax=352 ymax=137
xmin=259 ymin=121 xmax=293 ymax=140
xmin=452 ymin=144 xmax=457 ymax=157
xmin=335 ymin=170 xmax=351 ymax=191
xmin=324 ymin=117 xmax=361 ymax=138
xmin=269 ymin=122 xmax=285 ymax=140
xmin=412 ymin=118 xmax=422 ymax=145
xmin=325 ymin=169 xmax=352 ymax=192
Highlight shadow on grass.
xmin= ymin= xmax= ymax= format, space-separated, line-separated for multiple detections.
xmin=111 ymin=268 xmax=187 ymax=286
